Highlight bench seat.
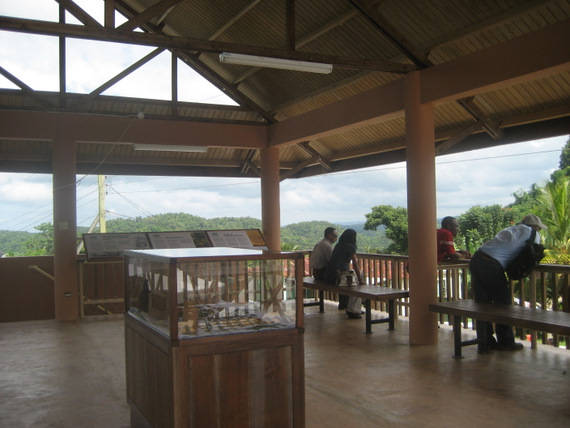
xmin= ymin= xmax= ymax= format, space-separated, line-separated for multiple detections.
xmin=303 ymin=276 xmax=409 ymax=334
xmin=429 ymin=299 xmax=570 ymax=358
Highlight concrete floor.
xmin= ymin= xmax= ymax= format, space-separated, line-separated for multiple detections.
xmin=1 ymin=303 xmax=569 ymax=428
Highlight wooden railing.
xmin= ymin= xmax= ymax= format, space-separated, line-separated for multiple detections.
xmin=299 ymin=252 xmax=569 ymax=349
xmin=77 ymin=252 xmax=569 ymax=348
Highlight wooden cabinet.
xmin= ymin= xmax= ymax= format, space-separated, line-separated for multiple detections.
xmin=124 ymin=248 xmax=305 ymax=427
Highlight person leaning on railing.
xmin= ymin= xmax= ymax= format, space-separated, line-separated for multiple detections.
xmin=437 ymin=216 xmax=471 ymax=263
xmin=469 ymin=214 xmax=547 ymax=353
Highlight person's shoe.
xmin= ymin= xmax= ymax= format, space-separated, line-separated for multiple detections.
xmin=497 ymin=342 xmax=524 ymax=351
xmin=347 ymin=312 xmax=362 ymax=319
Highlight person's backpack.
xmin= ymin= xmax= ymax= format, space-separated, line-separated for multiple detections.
xmin=505 ymin=229 xmax=545 ymax=280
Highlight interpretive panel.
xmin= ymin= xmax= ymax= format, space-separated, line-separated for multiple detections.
xmin=83 ymin=229 xmax=267 ymax=259
xmin=83 ymin=233 xmax=151 ymax=259
xmin=207 ymin=229 xmax=267 ymax=249
xmin=148 ymin=232 xmax=197 ymax=249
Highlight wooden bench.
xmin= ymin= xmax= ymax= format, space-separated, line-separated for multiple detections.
xmin=429 ymin=299 xmax=570 ymax=358
xmin=302 ymin=277 xmax=409 ymax=334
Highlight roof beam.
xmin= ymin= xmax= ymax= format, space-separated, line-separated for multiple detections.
xmin=70 ymin=47 xmax=165 ymax=110
xmin=298 ymin=142 xmax=332 ymax=170
xmin=0 ymin=67 xmax=55 ymax=108
xmin=268 ymin=21 xmax=570 ymax=147
xmin=270 ymin=0 xmax=559 ymax=115
xmin=55 ymin=0 xmax=101 ymax=27
xmin=421 ymin=20 xmax=570 ymax=104
xmin=0 ymin=110 xmax=267 ymax=149
xmin=116 ymin=0 xmax=183 ymax=32
xmin=0 ymin=16 xmax=416 ymax=74
xmin=457 ymin=97 xmax=504 ymax=140
xmin=112 ymin=0 xmax=274 ymax=123
xmin=349 ymin=0 xmax=431 ymax=67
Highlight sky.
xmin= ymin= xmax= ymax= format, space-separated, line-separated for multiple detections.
xmin=0 ymin=1 xmax=568 ymax=232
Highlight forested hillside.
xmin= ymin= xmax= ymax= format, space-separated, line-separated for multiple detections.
xmin=0 ymin=214 xmax=390 ymax=256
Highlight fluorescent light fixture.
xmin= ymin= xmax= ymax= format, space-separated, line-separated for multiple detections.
xmin=133 ymin=144 xmax=208 ymax=153
xmin=219 ymin=52 xmax=333 ymax=74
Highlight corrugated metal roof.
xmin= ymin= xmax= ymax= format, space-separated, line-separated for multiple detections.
xmin=0 ymin=0 xmax=568 ymax=178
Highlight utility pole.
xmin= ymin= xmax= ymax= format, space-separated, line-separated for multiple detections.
xmin=98 ymin=175 xmax=106 ymax=233
xmin=76 ymin=175 xmax=107 ymax=254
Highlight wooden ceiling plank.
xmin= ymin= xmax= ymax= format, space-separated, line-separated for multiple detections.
xmin=208 ymin=1 xmax=263 ymax=40
xmin=269 ymin=1 xmax=560 ymax=114
xmin=423 ymin=0 xmax=559 ymax=53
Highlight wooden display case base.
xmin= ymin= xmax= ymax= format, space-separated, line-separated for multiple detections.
xmin=125 ymin=315 xmax=305 ymax=428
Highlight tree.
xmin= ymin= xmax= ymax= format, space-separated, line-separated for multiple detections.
xmin=536 ymin=177 xmax=569 ymax=264
xmin=558 ymin=137 xmax=570 ymax=169
xmin=364 ymin=205 xmax=408 ymax=254
xmin=456 ymin=205 xmax=518 ymax=253
xmin=21 ymin=223 xmax=54 ymax=256
xmin=550 ymin=137 xmax=570 ymax=183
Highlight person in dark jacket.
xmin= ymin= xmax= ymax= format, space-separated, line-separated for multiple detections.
xmin=324 ymin=228 xmax=365 ymax=319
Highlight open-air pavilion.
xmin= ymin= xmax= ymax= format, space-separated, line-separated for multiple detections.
xmin=0 ymin=1 xmax=569 ymax=427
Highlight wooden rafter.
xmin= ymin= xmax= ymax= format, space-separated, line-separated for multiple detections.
xmin=0 ymin=67 xmax=55 ymax=108
xmin=70 ymin=47 xmax=165 ymax=110
xmin=349 ymin=0 xmax=431 ymax=67
xmin=116 ymin=0 xmax=183 ymax=32
xmin=0 ymin=17 xmax=416 ymax=74
xmin=298 ymin=142 xmax=332 ymax=171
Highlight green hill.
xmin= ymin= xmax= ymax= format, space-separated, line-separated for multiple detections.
xmin=1 ymin=214 xmax=390 ymax=255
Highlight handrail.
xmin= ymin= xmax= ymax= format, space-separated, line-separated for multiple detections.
xmin=313 ymin=252 xmax=569 ymax=349
xmin=28 ymin=265 xmax=55 ymax=282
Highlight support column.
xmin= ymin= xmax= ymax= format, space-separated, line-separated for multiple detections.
xmin=260 ymin=147 xmax=281 ymax=251
xmin=405 ymin=71 xmax=438 ymax=345
xmin=52 ymin=131 xmax=79 ymax=321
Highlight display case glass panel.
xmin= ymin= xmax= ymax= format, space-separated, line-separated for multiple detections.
xmin=125 ymin=248 xmax=299 ymax=339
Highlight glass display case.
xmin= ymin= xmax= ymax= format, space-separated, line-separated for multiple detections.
xmin=125 ymin=247 xmax=301 ymax=339
xmin=123 ymin=248 xmax=305 ymax=428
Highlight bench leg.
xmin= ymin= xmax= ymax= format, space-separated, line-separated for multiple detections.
xmin=453 ymin=315 xmax=463 ymax=359
xmin=319 ymin=290 xmax=324 ymax=313
xmin=388 ymin=299 xmax=395 ymax=331
xmin=365 ymin=300 xmax=372 ymax=334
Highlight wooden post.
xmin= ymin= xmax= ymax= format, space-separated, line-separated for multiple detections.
xmin=260 ymin=147 xmax=281 ymax=251
xmin=53 ymin=127 xmax=79 ymax=321
xmin=405 ymin=71 xmax=438 ymax=345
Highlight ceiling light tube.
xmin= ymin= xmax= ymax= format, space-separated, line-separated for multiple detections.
xmin=219 ymin=52 xmax=332 ymax=74
xmin=133 ymin=144 xmax=208 ymax=153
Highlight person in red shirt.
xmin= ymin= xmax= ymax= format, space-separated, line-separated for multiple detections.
xmin=437 ymin=216 xmax=471 ymax=263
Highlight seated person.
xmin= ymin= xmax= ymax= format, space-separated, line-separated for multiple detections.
xmin=324 ymin=229 xmax=365 ymax=319
xmin=310 ymin=227 xmax=338 ymax=280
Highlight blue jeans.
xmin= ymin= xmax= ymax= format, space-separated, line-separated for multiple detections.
xmin=469 ymin=251 xmax=515 ymax=346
